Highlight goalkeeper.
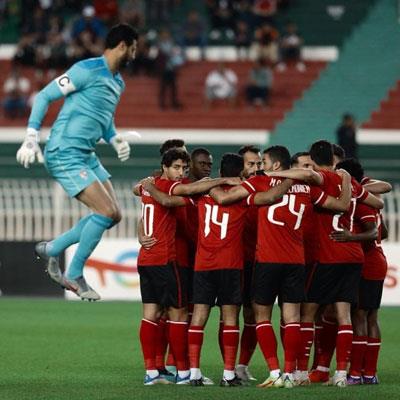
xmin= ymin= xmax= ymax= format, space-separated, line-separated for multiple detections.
xmin=16 ymin=24 xmax=138 ymax=301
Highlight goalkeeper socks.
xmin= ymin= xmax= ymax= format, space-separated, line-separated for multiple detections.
xmin=65 ymin=214 xmax=113 ymax=280
xmin=47 ymin=214 xmax=92 ymax=256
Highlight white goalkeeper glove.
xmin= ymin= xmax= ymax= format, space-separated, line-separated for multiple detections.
xmin=16 ymin=128 xmax=44 ymax=168
xmin=111 ymin=133 xmax=131 ymax=162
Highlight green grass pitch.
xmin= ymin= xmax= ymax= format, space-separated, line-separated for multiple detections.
xmin=1 ymin=298 xmax=399 ymax=400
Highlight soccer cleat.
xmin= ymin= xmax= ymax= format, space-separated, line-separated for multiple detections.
xmin=362 ymin=375 xmax=379 ymax=385
xmin=282 ymin=373 xmax=295 ymax=389
xmin=236 ymin=365 xmax=257 ymax=383
xmin=347 ymin=375 xmax=362 ymax=385
xmin=202 ymin=376 xmax=214 ymax=385
xmin=190 ymin=378 xmax=205 ymax=386
xmin=63 ymin=276 xmax=101 ymax=301
xmin=144 ymin=373 xmax=170 ymax=385
xmin=35 ymin=242 xmax=63 ymax=286
xmin=175 ymin=374 xmax=191 ymax=385
xmin=220 ymin=375 xmax=243 ymax=387
xmin=294 ymin=370 xmax=311 ymax=386
xmin=309 ymin=369 xmax=330 ymax=383
xmin=257 ymin=373 xmax=284 ymax=388
xmin=331 ymin=371 xmax=347 ymax=387
xmin=158 ymin=368 xmax=176 ymax=383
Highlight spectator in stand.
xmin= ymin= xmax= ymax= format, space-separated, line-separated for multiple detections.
xmin=146 ymin=0 xmax=176 ymax=26
xmin=35 ymin=15 xmax=68 ymax=69
xmin=94 ymin=0 xmax=119 ymax=27
xmin=336 ymin=113 xmax=358 ymax=159
xmin=245 ymin=58 xmax=273 ymax=107
xmin=206 ymin=0 xmax=235 ymax=41
xmin=277 ymin=22 xmax=305 ymax=72
xmin=205 ymin=62 xmax=238 ymax=108
xmin=252 ymin=0 xmax=277 ymax=27
xmin=234 ymin=20 xmax=252 ymax=60
xmin=181 ymin=10 xmax=207 ymax=60
xmin=130 ymin=34 xmax=155 ymax=76
xmin=69 ymin=6 xmax=105 ymax=62
xmin=2 ymin=67 xmax=31 ymax=119
xmin=119 ymin=0 xmax=145 ymax=29
xmin=252 ymin=23 xmax=279 ymax=64
xmin=156 ymin=29 xmax=184 ymax=110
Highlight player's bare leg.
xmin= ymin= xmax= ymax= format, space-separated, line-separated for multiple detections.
xmin=236 ymin=306 xmax=257 ymax=383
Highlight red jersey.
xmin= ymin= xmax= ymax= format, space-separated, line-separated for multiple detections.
xmin=243 ymin=175 xmax=327 ymax=264
xmin=303 ymin=206 xmax=316 ymax=266
xmin=137 ymin=177 xmax=191 ymax=266
xmin=314 ymin=170 xmax=367 ymax=264
xmin=174 ymin=177 xmax=192 ymax=268
xmin=354 ymin=203 xmax=388 ymax=280
xmin=243 ymin=205 xmax=258 ymax=264
xmin=194 ymin=187 xmax=248 ymax=271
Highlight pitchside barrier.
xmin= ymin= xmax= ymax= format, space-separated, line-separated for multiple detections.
xmin=0 ymin=179 xmax=400 ymax=304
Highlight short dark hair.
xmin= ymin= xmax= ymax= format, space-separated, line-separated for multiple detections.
xmin=105 ymin=24 xmax=138 ymax=49
xmin=191 ymin=147 xmax=211 ymax=161
xmin=159 ymin=139 xmax=185 ymax=155
xmin=161 ymin=148 xmax=190 ymax=167
xmin=332 ymin=143 xmax=346 ymax=161
xmin=291 ymin=151 xmax=310 ymax=167
xmin=336 ymin=158 xmax=364 ymax=183
xmin=238 ymin=145 xmax=261 ymax=156
xmin=264 ymin=145 xmax=291 ymax=170
xmin=220 ymin=153 xmax=243 ymax=177
xmin=309 ymin=140 xmax=333 ymax=166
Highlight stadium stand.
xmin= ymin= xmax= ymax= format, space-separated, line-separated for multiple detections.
xmin=270 ymin=0 xmax=400 ymax=152
xmin=363 ymin=80 xmax=400 ymax=130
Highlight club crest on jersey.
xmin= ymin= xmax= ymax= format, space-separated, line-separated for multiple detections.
xmin=79 ymin=169 xmax=88 ymax=180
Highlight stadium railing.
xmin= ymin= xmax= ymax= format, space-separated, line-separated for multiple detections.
xmin=0 ymin=179 xmax=399 ymax=242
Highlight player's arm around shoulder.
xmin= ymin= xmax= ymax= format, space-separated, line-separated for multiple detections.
xmin=142 ymin=178 xmax=188 ymax=208
xmin=252 ymin=178 xmax=293 ymax=205
xmin=171 ymin=177 xmax=241 ymax=196
xmin=318 ymin=169 xmax=351 ymax=212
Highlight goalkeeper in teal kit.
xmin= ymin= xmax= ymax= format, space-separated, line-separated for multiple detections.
xmin=16 ymin=24 xmax=138 ymax=301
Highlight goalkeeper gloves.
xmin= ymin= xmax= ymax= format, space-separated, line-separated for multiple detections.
xmin=16 ymin=128 xmax=44 ymax=168
xmin=111 ymin=133 xmax=131 ymax=162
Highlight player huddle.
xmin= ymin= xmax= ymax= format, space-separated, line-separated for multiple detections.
xmin=133 ymin=139 xmax=390 ymax=388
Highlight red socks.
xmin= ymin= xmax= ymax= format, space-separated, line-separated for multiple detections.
xmin=168 ymin=321 xmax=189 ymax=371
xmin=336 ymin=324 xmax=353 ymax=370
xmin=140 ymin=319 xmax=158 ymax=370
xmin=155 ymin=318 xmax=168 ymax=369
xmin=349 ymin=335 xmax=367 ymax=376
xmin=256 ymin=321 xmax=280 ymax=370
xmin=223 ymin=325 xmax=240 ymax=370
xmin=238 ymin=323 xmax=257 ymax=366
xmin=218 ymin=320 xmax=224 ymax=360
xmin=318 ymin=318 xmax=338 ymax=369
xmin=363 ymin=337 xmax=381 ymax=376
xmin=284 ymin=323 xmax=300 ymax=373
xmin=188 ymin=325 xmax=204 ymax=368
xmin=297 ymin=322 xmax=314 ymax=371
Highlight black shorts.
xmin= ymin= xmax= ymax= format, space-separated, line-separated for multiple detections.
xmin=193 ymin=269 xmax=242 ymax=306
xmin=242 ymin=261 xmax=255 ymax=307
xmin=179 ymin=267 xmax=194 ymax=304
xmin=252 ymin=263 xmax=305 ymax=305
xmin=306 ymin=263 xmax=362 ymax=305
xmin=138 ymin=263 xmax=187 ymax=308
xmin=358 ymin=278 xmax=384 ymax=311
